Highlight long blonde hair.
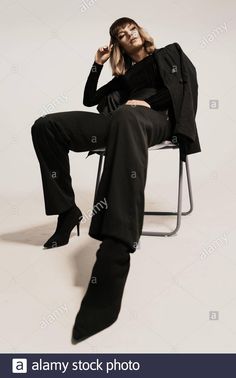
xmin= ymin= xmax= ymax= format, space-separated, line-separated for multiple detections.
xmin=109 ymin=17 xmax=156 ymax=76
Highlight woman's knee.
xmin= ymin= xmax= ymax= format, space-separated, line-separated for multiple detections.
xmin=31 ymin=115 xmax=50 ymax=137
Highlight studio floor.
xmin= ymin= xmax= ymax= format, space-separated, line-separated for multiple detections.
xmin=0 ymin=155 xmax=236 ymax=353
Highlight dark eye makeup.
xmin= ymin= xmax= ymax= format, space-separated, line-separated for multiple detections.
xmin=118 ymin=26 xmax=136 ymax=39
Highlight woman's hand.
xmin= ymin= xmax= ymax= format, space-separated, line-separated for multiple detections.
xmin=125 ymin=99 xmax=151 ymax=108
xmin=95 ymin=44 xmax=114 ymax=65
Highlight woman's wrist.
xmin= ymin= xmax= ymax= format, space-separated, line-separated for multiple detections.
xmin=94 ymin=59 xmax=104 ymax=66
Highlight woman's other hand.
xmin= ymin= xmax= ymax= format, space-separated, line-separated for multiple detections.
xmin=95 ymin=44 xmax=114 ymax=65
xmin=125 ymin=99 xmax=151 ymax=108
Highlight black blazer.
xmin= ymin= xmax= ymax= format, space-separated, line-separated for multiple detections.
xmin=87 ymin=42 xmax=201 ymax=162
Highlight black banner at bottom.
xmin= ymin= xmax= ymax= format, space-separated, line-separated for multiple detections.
xmin=0 ymin=353 xmax=236 ymax=377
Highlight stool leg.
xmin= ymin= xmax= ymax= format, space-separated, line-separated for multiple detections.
xmin=181 ymin=155 xmax=193 ymax=215
xmin=93 ymin=153 xmax=105 ymax=207
xmin=175 ymin=153 xmax=184 ymax=234
xmin=142 ymin=148 xmax=185 ymax=237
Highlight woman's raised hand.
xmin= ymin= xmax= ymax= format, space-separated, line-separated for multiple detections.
xmin=95 ymin=44 xmax=114 ymax=65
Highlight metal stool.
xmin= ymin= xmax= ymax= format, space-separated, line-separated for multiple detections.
xmin=91 ymin=140 xmax=193 ymax=237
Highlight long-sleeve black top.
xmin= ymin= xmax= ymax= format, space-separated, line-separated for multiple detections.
xmin=83 ymin=53 xmax=173 ymax=111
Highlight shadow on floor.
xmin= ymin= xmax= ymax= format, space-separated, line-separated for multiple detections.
xmin=0 ymin=221 xmax=82 ymax=246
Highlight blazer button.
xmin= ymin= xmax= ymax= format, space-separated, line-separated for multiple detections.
xmin=179 ymin=78 xmax=183 ymax=83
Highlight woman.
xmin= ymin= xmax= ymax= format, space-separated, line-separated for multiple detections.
xmin=31 ymin=17 xmax=174 ymax=342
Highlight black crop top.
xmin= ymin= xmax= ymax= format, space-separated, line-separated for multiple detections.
xmin=83 ymin=53 xmax=172 ymax=111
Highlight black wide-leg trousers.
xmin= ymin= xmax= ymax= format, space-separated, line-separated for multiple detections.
xmin=31 ymin=104 xmax=173 ymax=252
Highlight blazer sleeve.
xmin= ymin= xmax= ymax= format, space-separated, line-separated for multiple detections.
xmin=83 ymin=61 xmax=122 ymax=107
xmin=173 ymin=42 xmax=198 ymax=143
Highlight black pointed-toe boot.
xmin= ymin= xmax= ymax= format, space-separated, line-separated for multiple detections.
xmin=43 ymin=205 xmax=83 ymax=249
xmin=72 ymin=237 xmax=131 ymax=342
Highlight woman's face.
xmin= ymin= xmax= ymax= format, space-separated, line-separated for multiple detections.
xmin=116 ymin=23 xmax=144 ymax=55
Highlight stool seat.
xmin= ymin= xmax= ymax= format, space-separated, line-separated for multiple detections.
xmin=91 ymin=140 xmax=178 ymax=153
xmin=148 ymin=140 xmax=178 ymax=150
